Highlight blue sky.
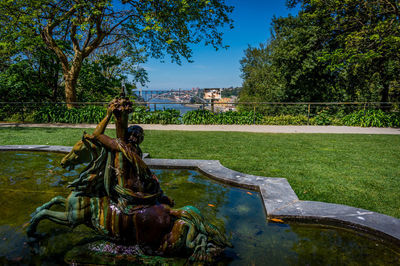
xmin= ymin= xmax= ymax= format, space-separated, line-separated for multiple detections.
xmin=141 ymin=0 xmax=299 ymax=90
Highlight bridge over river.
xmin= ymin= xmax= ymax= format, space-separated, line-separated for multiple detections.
xmin=135 ymin=89 xmax=206 ymax=103
xmin=134 ymin=89 xmax=207 ymax=114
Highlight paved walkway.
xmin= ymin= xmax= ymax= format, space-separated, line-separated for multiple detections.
xmin=1 ymin=122 xmax=399 ymax=134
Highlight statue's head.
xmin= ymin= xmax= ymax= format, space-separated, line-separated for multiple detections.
xmin=127 ymin=125 xmax=144 ymax=145
xmin=60 ymin=133 xmax=93 ymax=170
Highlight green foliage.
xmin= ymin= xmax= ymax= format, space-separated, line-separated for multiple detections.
xmin=311 ymin=0 xmax=400 ymax=103
xmin=312 ymin=109 xmax=333 ymax=126
xmin=182 ymin=110 xmax=217 ymax=125
xmin=240 ymin=0 xmax=400 ymax=104
xmin=0 ymin=46 xmax=141 ymax=104
xmin=239 ymin=14 xmax=337 ymax=104
xmin=0 ymin=48 xmax=63 ymax=103
xmin=130 ymin=106 xmax=180 ymax=124
xmin=239 ymin=44 xmax=285 ymax=104
xmin=342 ymin=110 xmax=400 ymax=128
xmin=221 ymin=87 xmax=241 ymax=98
xmin=260 ymin=109 xmax=398 ymax=127
xmin=33 ymin=105 xmax=106 ymax=124
xmin=77 ymin=55 xmax=139 ymax=102
xmin=130 ymin=106 xmax=149 ymax=124
xmin=216 ymin=111 xmax=263 ymax=125
xmin=2 ymin=102 xmax=398 ymax=128
xmin=0 ymin=0 xmax=233 ymax=105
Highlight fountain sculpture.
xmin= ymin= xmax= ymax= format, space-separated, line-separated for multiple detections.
xmin=26 ymin=97 xmax=232 ymax=263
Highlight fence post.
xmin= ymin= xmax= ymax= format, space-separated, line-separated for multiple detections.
xmin=307 ymin=104 xmax=311 ymax=125
xmin=21 ymin=102 xmax=25 ymax=122
xmin=253 ymin=105 xmax=256 ymax=125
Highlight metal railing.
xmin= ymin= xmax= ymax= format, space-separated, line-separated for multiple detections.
xmin=0 ymin=101 xmax=398 ymax=124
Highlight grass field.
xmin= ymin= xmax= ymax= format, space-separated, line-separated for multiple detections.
xmin=0 ymin=127 xmax=399 ymax=218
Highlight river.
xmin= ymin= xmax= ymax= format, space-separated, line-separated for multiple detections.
xmin=147 ymin=98 xmax=200 ymax=114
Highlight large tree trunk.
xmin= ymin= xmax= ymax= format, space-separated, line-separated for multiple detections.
xmin=41 ymin=15 xmax=106 ymax=108
xmin=63 ymin=58 xmax=82 ymax=108
xmin=40 ymin=11 xmax=107 ymax=108
xmin=64 ymin=74 xmax=78 ymax=108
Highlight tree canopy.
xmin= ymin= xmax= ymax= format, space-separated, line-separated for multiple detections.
xmin=240 ymin=0 xmax=400 ymax=106
xmin=0 ymin=0 xmax=233 ymax=106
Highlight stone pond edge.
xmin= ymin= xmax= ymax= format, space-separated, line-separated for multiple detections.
xmin=1 ymin=145 xmax=399 ymax=246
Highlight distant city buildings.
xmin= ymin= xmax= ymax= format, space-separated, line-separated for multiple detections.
xmin=134 ymin=87 xmax=240 ymax=112
xmin=215 ymin=96 xmax=238 ymax=112
xmin=204 ymin=88 xmax=221 ymax=100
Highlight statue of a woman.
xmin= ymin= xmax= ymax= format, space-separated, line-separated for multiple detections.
xmin=79 ymin=97 xmax=174 ymax=212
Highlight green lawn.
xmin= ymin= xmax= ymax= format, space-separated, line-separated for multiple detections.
xmin=1 ymin=127 xmax=399 ymax=218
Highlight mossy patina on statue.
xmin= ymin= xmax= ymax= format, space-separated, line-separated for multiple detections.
xmin=81 ymin=96 xmax=172 ymax=210
xmin=26 ymin=96 xmax=232 ymax=263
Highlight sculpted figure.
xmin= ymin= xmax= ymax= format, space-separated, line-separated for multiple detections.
xmin=27 ymin=96 xmax=232 ymax=262
xmin=66 ymin=98 xmax=173 ymax=211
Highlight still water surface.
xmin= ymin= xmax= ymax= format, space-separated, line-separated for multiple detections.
xmin=0 ymin=151 xmax=399 ymax=265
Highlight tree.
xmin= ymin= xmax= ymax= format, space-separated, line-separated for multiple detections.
xmin=0 ymin=45 xmax=63 ymax=103
xmin=86 ymin=41 xmax=149 ymax=90
xmin=77 ymin=54 xmax=142 ymax=102
xmin=287 ymin=0 xmax=400 ymax=103
xmin=268 ymin=13 xmax=341 ymax=102
xmin=239 ymin=0 xmax=400 ymax=107
xmin=239 ymin=43 xmax=283 ymax=103
xmin=240 ymin=13 xmax=338 ymax=105
xmin=221 ymin=86 xmax=241 ymax=97
xmin=0 ymin=0 xmax=233 ymax=107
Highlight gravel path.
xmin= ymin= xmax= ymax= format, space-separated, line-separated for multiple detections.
xmin=1 ymin=122 xmax=399 ymax=134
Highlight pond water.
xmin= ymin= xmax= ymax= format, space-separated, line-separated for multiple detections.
xmin=0 ymin=151 xmax=399 ymax=265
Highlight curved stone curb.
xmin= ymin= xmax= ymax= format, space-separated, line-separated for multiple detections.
xmin=145 ymin=158 xmax=400 ymax=245
xmin=0 ymin=144 xmax=72 ymax=153
xmin=0 ymin=145 xmax=149 ymax=158
xmin=1 ymin=145 xmax=399 ymax=246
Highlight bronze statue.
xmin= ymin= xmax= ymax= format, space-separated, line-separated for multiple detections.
xmin=65 ymin=98 xmax=174 ymax=211
xmin=27 ymin=96 xmax=232 ymax=263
